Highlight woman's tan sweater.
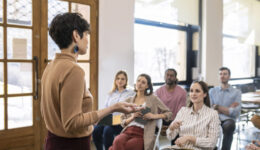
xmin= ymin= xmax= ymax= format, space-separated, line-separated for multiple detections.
xmin=41 ymin=53 xmax=98 ymax=138
xmin=121 ymin=94 xmax=172 ymax=150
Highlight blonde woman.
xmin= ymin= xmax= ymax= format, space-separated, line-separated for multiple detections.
xmin=93 ymin=70 xmax=135 ymax=150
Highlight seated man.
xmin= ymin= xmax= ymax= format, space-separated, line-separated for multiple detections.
xmin=155 ymin=68 xmax=186 ymax=143
xmin=209 ymin=67 xmax=241 ymax=150
xmin=155 ymin=68 xmax=186 ymax=124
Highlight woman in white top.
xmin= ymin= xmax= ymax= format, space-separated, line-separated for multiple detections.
xmin=92 ymin=70 xmax=135 ymax=150
xmin=167 ymin=81 xmax=220 ymax=150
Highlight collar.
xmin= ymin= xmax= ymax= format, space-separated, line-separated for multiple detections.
xmin=217 ymin=84 xmax=232 ymax=92
xmin=115 ymin=89 xmax=127 ymax=93
xmin=55 ymin=53 xmax=77 ymax=62
xmin=190 ymin=104 xmax=206 ymax=115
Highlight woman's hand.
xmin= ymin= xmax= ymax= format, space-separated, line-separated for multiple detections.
xmin=246 ymin=143 xmax=260 ymax=150
xmin=132 ymin=111 xmax=143 ymax=118
xmin=246 ymin=141 xmax=260 ymax=150
xmin=143 ymin=113 xmax=155 ymax=120
xmin=169 ymin=121 xmax=182 ymax=131
xmin=175 ymin=136 xmax=189 ymax=147
xmin=112 ymin=102 xmax=141 ymax=114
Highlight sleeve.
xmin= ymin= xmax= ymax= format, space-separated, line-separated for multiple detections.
xmin=166 ymin=107 xmax=185 ymax=140
xmin=154 ymin=96 xmax=172 ymax=121
xmin=195 ymin=110 xmax=220 ymax=148
xmin=60 ymin=67 xmax=98 ymax=133
xmin=127 ymin=89 xmax=136 ymax=97
xmin=228 ymin=90 xmax=241 ymax=118
xmin=209 ymin=88 xmax=215 ymax=106
xmin=104 ymin=94 xmax=111 ymax=109
xmin=120 ymin=97 xmax=132 ymax=127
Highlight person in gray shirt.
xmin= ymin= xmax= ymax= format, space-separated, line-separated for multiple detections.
xmin=209 ymin=67 xmax=241 ymax=150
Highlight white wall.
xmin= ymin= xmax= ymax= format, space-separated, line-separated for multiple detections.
xmin=201 ymin=0 xmax=223 ymax=86
xmin=98 ymin=0 xmax=224 ymax=108
xmin=98 ymin=0 xmax=135 ymax=109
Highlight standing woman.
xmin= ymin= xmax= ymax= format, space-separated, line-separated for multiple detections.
xmin=109 ymin=74 xmax=172 ymax=150
xmin=93 ymin=70 xmax=135 ymax=150
xmin=166 ymin=81 xmax=220 ymax=150
xmin=41 ymin=13 xmax=138 ymax=150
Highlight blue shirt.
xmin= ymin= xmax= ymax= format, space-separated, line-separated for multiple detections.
xmin=104 ymin=89 xmax=135 ymax=115
xmin=209 ymin=85 xmax=241 ymax=121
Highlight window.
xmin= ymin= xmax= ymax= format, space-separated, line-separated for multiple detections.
xmin=134 ymin=0 xmax=199 ymax=83
xmin=223 ymin=0 xmax=260 ymax=78
xmin=134 ymin=23 xmax=187 ymax=82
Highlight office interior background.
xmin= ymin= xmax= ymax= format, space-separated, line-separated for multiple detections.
xmin=0 ymin=0 xmax=260 ymax=149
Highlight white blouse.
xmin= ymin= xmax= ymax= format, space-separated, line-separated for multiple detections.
xmin=166 ymin=105 xmax=220 ymax=150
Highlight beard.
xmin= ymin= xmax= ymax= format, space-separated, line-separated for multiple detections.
xmin=166 ymin=80 xmax=175 ymax=85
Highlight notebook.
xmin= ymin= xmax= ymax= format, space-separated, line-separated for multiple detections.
xmin=98 ymin=114 xmax=121 ymax=126
xmin=134 ymin=107 xmax=151 ymax=125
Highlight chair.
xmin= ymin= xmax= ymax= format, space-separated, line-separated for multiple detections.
xmin=153 ymin=119 xmax=163 ymax=150
xmin=216 ymin=126 xmax=223 ymax=150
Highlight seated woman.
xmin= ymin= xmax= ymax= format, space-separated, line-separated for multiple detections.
xmin=109 ymin=73 xmax=172 ymax=150
xmin=92 ymin=70 xmax=135 ymax=150
xmin=167 ymin=81 xmax=220 ymax=150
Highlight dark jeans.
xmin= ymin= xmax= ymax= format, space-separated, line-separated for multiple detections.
xmin=45 ymin=131 xmax=91 ymax=150
xmin=92 ymin=125 xmax=123 ymax=150
xmin=221 ymin=119 xmax=236 ymax=150
xmin=163 ymin=120 xmax=172 ymax=126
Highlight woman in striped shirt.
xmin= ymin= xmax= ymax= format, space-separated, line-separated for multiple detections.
xmin=167 ymin=81 xmax=220 ymax=150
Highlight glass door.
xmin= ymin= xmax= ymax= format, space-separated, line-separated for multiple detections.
xmin=0 ymin=0 xmax=98 ymax=149
xmin=0 ymin=0 xmax=41 ymax=150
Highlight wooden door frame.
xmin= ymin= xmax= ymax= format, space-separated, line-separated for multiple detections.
xmin=0 ymin=0 xmax=41 ymax=150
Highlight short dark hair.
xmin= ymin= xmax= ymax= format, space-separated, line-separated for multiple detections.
xmin=135 ymin=74 xmax=153 ymax=96
xmin=49 ymin=12 xmax=90 ymax=49
xmin=165 ymin=68 xmax=177 ymax=77
xmin=188 ymin=81 xmax=210 ymax=108
xmin=219 ymin=67 xmax=231 ymax=76
xmin=165 ymin=68 xmax=178 ymax=84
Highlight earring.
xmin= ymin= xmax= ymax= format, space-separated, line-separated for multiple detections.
xmin=73 ymin=45 xmax=79 ymax=53
xmin=146 ymin=89 xmax=150 ymax=94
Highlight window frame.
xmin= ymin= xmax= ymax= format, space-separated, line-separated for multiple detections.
xmin=134 ymin=18 xmax=199 ymax=87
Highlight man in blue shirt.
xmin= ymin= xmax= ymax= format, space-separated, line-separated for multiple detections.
xmin=209 ymin=67 xmax=241 ymax=150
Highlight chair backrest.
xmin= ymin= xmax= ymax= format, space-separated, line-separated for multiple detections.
xmin=153 ymin=119 xmax=163 ymax=150
xmin=216 ymin=126 xmax=223 ymax=150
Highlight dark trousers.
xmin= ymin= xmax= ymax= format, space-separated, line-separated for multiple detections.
xmin=109 ymin=126 xmax=144 ymax=150
xmin=92 ymin=125 xmax=123 ymax=150
xmin=45 ymin=131 xmax=91 ymax=150
xmin=221 ymin=119 xmax=235 ymax=150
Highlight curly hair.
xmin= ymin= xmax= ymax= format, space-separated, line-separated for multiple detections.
xmin=49 ymin=12 xmax=90 ymax=49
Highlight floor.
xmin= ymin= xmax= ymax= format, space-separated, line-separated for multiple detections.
xmin=90 ymin=120 xmax=260 ymax=150
xmin=233 ymin=121 xmax=260 ymax=150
